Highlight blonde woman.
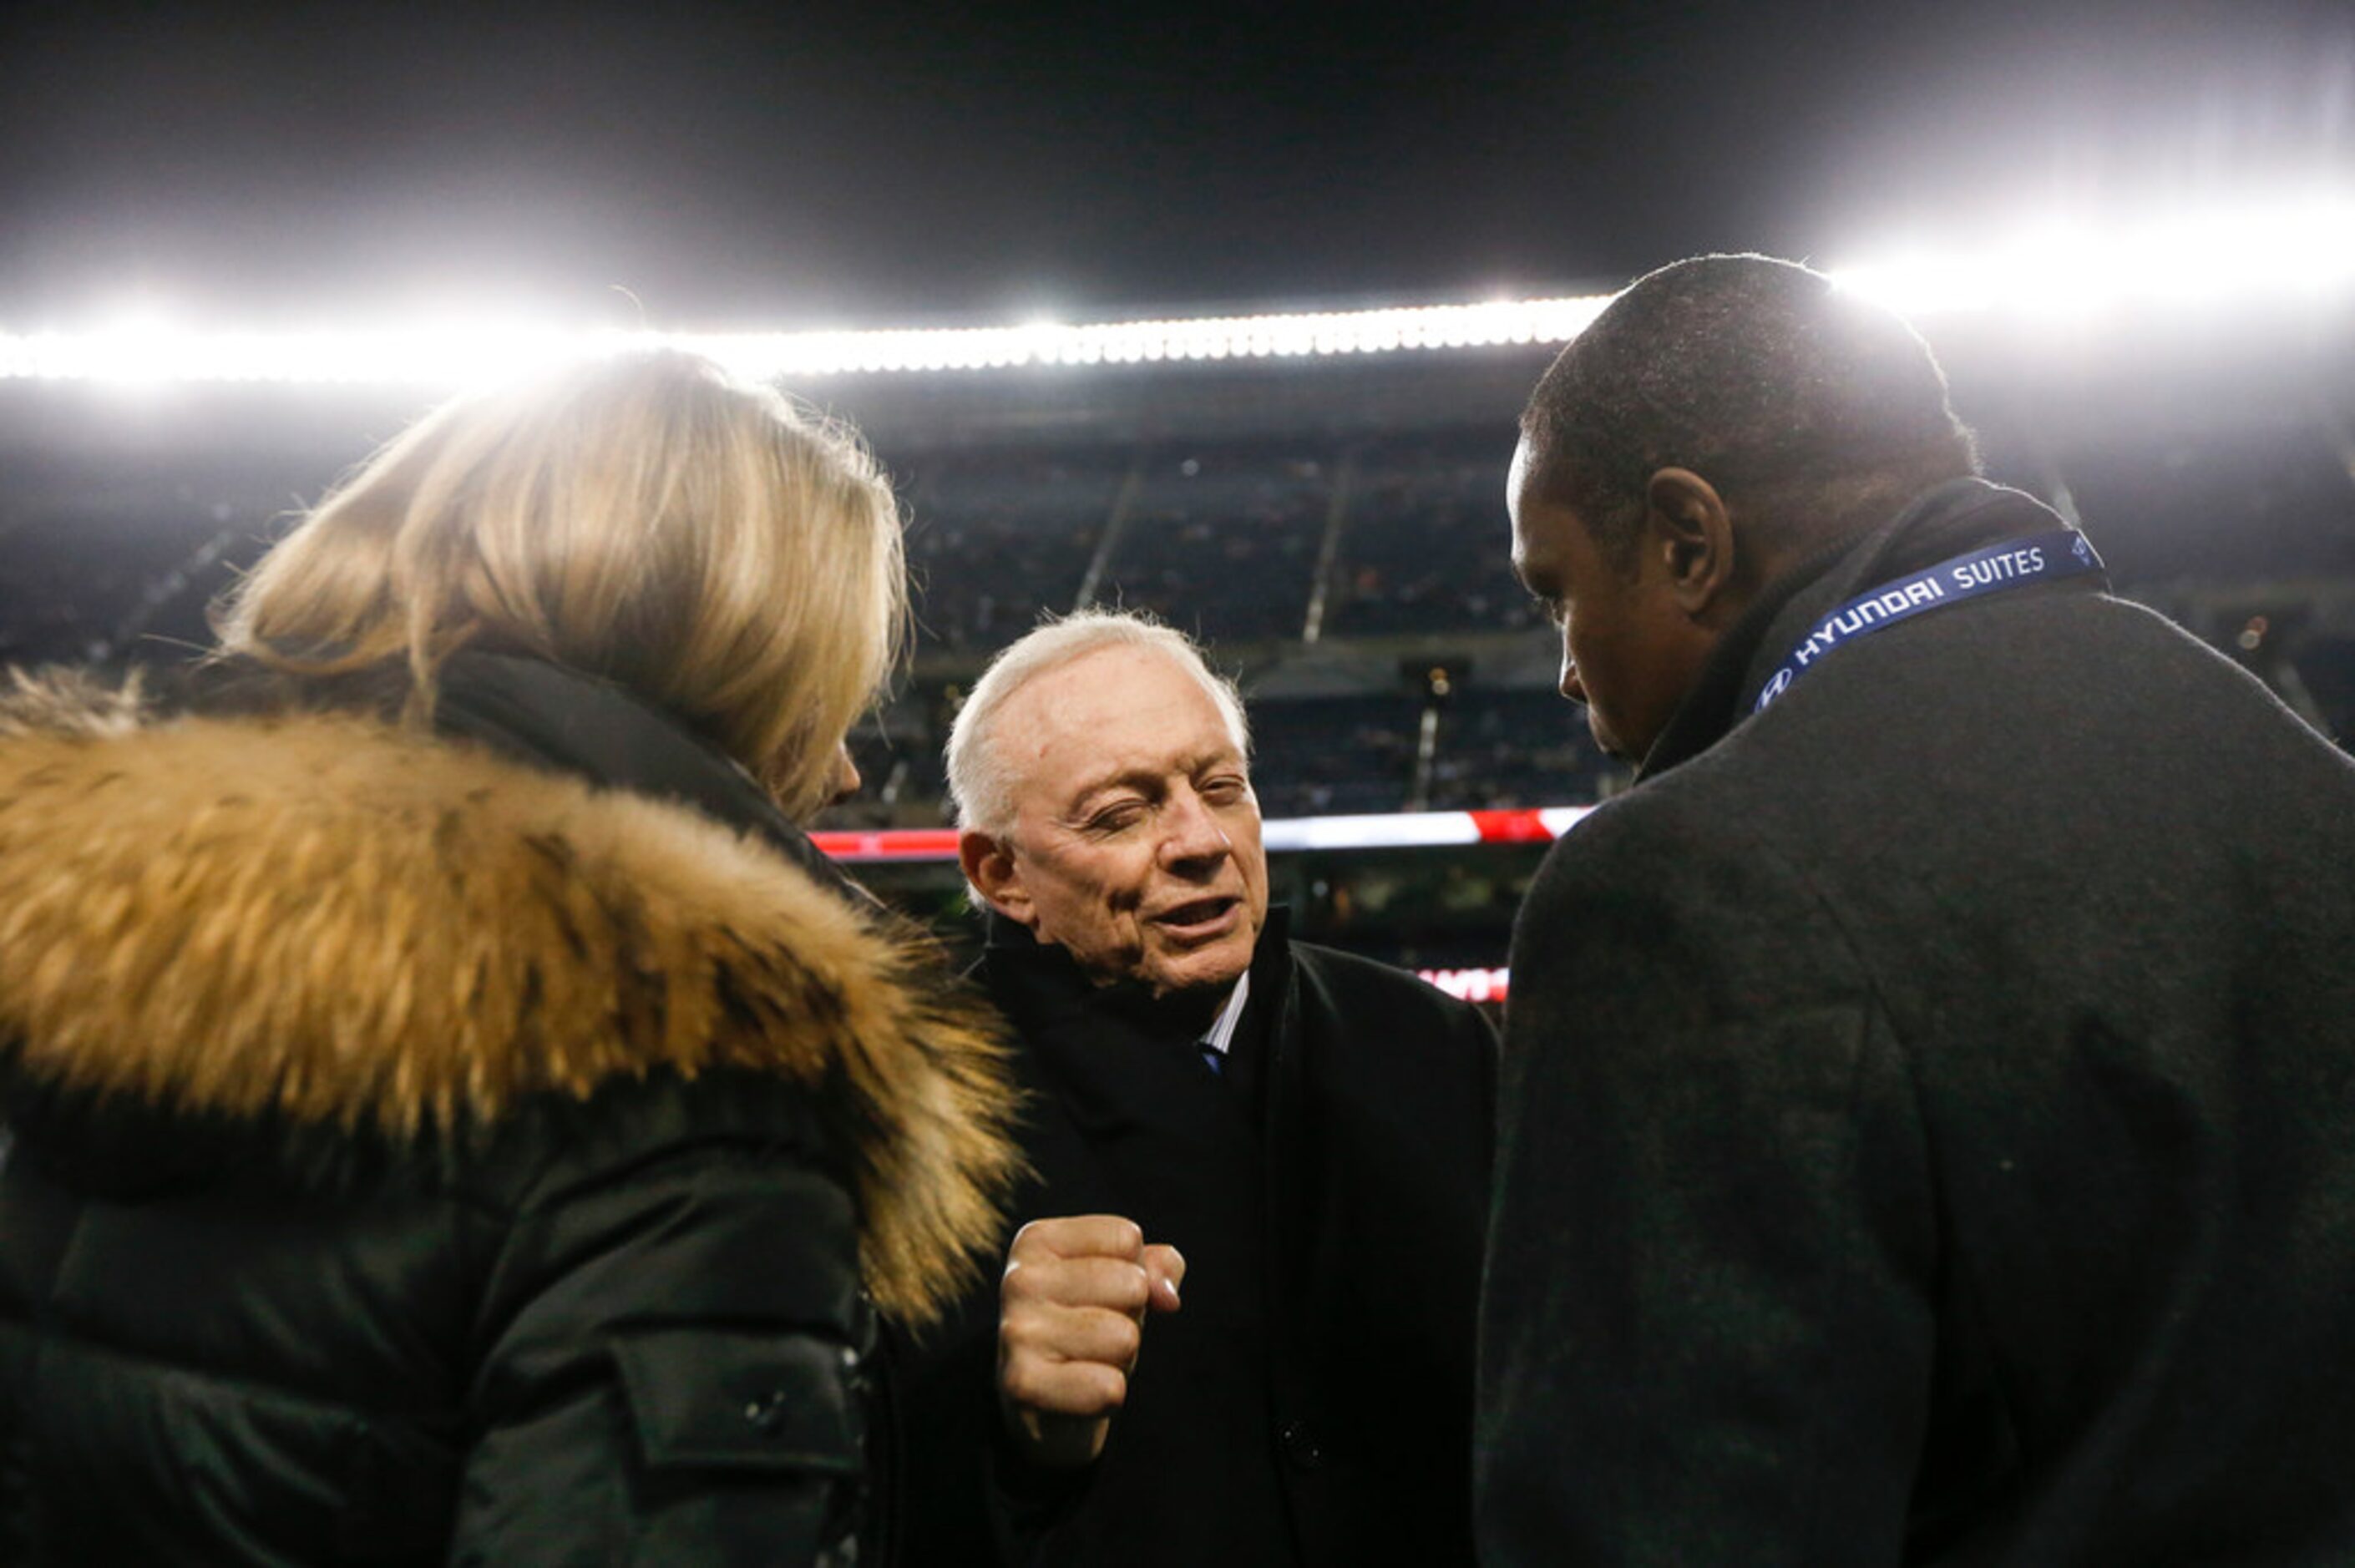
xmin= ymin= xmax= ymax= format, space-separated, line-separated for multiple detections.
xmin=0 ymin=351 xmax=1018 ymax=1565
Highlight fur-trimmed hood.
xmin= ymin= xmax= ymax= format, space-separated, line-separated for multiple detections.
xmin=0 ymin=670 xmax=1019 ymax=1326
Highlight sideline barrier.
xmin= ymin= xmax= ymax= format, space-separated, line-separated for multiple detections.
xmin=809 ymin=805 xmax=1596 ymax=862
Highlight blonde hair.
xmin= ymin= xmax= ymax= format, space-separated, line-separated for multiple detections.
xmin=946 ymin=609 xmax=1251 ymax=839
xmin=215 ymin=351 xmax=907 ymax=819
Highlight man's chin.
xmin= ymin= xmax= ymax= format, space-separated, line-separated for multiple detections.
xmin=1142 ymin=932 xmax=1256 ymax=999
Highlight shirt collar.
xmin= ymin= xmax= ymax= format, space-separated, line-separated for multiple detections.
xmin=1198 ymin=970 xmax=1252 ymax=1059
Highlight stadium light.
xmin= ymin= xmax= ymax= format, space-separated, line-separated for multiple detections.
xmin=1828 ymin=187 xmax=2355 ymax=321
xmin=0 ymin=296 xmax=1615 ymax=387
xmin=0 ymin=314 xmax=604 ymax=387
xmin=3 ymin=188 xmax=2349 ymax=387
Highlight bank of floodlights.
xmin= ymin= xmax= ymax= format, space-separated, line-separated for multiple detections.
xmin=3 ymin=189 xmax=2348 ymax=387
xmin=1830 ymin=186 xmax=2355 ymax=321
xmin=0 ymin=298 xmax=1613 ymax=387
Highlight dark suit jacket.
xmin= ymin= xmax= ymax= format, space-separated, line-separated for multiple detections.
xmin=899 ymin=910 xmax=1496 ymax=1568
xmin=1479 ymin=479 xmax=2355 ymax=1565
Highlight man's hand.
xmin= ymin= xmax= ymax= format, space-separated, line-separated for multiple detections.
xmin=997 ymin=1215 xmax=1186 ymax=1469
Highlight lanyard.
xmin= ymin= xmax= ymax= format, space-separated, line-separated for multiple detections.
xmin=1755 ymin=529 xmax=2105 ymax=714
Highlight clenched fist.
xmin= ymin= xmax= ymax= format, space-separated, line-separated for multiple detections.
xmin=997 ymin=1215 xmax=1186 ymax=1468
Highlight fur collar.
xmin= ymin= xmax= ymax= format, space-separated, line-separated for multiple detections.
xmin=0 ymin=670 xmax=1018 ymax=1326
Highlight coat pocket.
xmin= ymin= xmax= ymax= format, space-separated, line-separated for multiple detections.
xmin=610 ymin=1326 xmax=865 ymax=1567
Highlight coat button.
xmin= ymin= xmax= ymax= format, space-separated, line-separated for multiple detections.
xmin=1279 ymin=1420 xmax=1324 ymax=1469
xmin=744 ymin=1390 xmax=793 ymax=1436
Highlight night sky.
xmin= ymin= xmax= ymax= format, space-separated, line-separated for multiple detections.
xmin=1 ymin=0 xmax=2349 ymax=329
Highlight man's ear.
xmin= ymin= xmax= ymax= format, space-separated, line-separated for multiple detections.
xmin=1643 ymin=467 xmax=1740 ymax=618
xmin=959 ymin=829 xmax=1033 ymax=923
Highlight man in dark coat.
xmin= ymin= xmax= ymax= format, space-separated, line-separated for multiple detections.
xmin=896 ymin=610 xmax=1496 ymax=1568
xmin=1478 ymin=253 xmax=2355 ymax=1565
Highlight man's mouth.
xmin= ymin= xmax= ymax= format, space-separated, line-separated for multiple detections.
xmin=1150 ymin=894 xmax=1242 ymax=936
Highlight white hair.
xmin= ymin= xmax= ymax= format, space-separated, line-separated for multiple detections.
xmin=946 ymin=609 xmax=1252 ymax=840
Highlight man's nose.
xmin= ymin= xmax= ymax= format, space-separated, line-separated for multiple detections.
xmin=1559 ymin=655 xmax=1588 ymax=707
xmin=1158 ymin=789 xmax=1233 ymax=868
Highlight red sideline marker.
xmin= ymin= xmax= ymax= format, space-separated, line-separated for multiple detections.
xmin=810 ymin=806 xmax=1596 ymax=863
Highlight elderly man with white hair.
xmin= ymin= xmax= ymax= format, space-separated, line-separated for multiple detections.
xmin=894 ymin=609 xmax=1496 ymax=1568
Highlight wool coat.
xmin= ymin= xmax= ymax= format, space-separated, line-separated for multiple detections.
xmin=1479 ymin=479 xmax=2355 ymax=1565
xmin=0 ymin=655 xmax=1020 ymax=1566
xmin=897 ymin=913 xmax=1496 ymax=1568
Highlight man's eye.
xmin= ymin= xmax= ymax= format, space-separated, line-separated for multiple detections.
xmin=1202 ymin=776 xmax=1249 ymax=802
xmin=1088 ymin=803 xmax=1146 ymax=832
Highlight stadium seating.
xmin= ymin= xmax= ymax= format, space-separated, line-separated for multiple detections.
xmin=1245 ymin=693 xmax=1423 ymax=817
xmin=904 ymin=448 xmax=1125 ymax=652
xmin=1427 ymin=689 xmax=1618 ymax=809
xmin=2052 ymin=422 xmax=2355 ymax=589
xmin=5 ymin=386 xmax=2353 ymax=833
xmin=1323 ymin=439 xmax=1537 ymax=640
xmin=1091 ymin=447 xmax=1332 ymax=647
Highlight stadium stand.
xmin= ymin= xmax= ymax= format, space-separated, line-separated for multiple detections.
xmin=1245 ymin=692 xmax=1423 ymax=817
xmin=1322 ymin=437 xmax=1537 ymax=640
xmin=6 ymin=336 xmax=2352 ymax=977
xmin=0 ymin=473 xmax=278 ymax=666
xmin=903 ymin=447 xmax=1127 ymax=652
xmin=1091 ymin=444 xmax=1333 ymax=646
xmin=1427 ymin=688 xmax=1617 ymax=810
xmin=2049 ymin=422 xmax=2355 ymax=589
xmin=5 ymin=346 xmax=2353 ymax=842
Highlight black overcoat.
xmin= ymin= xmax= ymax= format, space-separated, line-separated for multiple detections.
xmin=1479 ymin=480 xmax=2355 ymax=1565
xmin=898 ymin=912 xmax=1496 ymax=1568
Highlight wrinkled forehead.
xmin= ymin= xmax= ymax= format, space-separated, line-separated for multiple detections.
xmin=1000 ymin=645 xmax=1248 ymax=802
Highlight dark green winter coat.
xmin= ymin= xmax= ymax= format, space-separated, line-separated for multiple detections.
xmin=0 ymin=657 xmax=1019 ymax=1566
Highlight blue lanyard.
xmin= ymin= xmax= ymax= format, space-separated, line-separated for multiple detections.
xmin=1755 ymin=529 xmax=2105 ymax=714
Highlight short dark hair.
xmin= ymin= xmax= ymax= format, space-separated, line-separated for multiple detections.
xmin=1522 ymin=254 xmax=1980 ymax=569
